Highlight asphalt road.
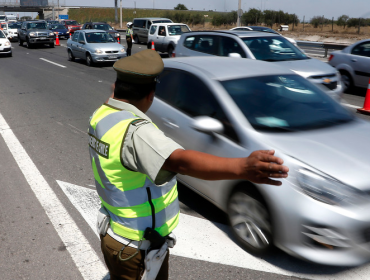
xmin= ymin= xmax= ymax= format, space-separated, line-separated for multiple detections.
xmin=0 ymin=38 xmax=369 ymax=280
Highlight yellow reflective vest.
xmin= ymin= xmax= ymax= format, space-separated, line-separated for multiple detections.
xmin=89 ymin=104 xmax=180 ymax=241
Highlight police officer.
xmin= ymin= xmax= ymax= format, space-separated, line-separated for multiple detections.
xmin=126 ymin=22 xmax=134 ymax=56
xmin=89 ymin=50 xmax=289 ymax=280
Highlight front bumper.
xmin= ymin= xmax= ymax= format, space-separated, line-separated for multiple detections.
xmin=0 ymin=47 xmax=11 ymax=54
xmin=91 ymin=52 xmax=126 ymax=63
xmin=29 ymin=37 xmax=54 ymax=44
xmin=7 ymin=34 xmax=18 ymax=41
xmin=269 ymin=173 xmax=370 ymax=266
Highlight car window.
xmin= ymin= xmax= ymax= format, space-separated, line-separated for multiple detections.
xmin=152 ymin=20 xmax=172 ymax=24
xmin=72 ymin=32 xmax=79 ymax=42
xmin=221 ymin=75 xmax=354 ymax=132
xmin=26 ymin=22 xmax=47 ymax=29
xmin=351 ymin=42 xmax=370 ymax=58
xmin=183 ymin=35 xmax=218 ymax=55
xmin=219 ymin=37 xmax=246 ymax=58
xmin=149 ymin=25 xmax=157 ymax=35
xmin=93 ymin=24 xmax=112 ymax=30
xmin=158 ymin=26 xmax=166 ymax=36
xmin=78 ymin=32 xmax=85 ymax=43
xmin=147 ymin=21 xmax=152 ymax=29
xmin=85 ymin=32 xmax=115 ymax=43
xmin=0 ymin=31 xmax=5 ymax=38
xmin=243 ymin=36 xmax=307 ymax=61
xmin=167 ymin=25 xmax=190 ymax=36
xmin=156 ymin=69 xmax=239 ymax=142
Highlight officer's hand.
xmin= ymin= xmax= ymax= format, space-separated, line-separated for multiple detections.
xmin=242 ymin=150 xmax=289 ymax=186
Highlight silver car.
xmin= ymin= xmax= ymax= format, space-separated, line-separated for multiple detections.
xmin=174 ymin=30 xmax=343 ymax=97
xmin=67 ymin=29 xmax=126 ymax=66
xmin=147 ymin=56 xmax=370 ymax=266
xmin=328 ymin=39 xmax=370 ymax=92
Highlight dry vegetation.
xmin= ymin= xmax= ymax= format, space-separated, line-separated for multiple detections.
xmin=69 ymin=8 xmax=370 ymax=44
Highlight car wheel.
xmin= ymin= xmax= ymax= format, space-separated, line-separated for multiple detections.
xmin=50 ymin=43 xmax=55 ymax=48
xmin=227 ymin=188 xmax=272 ymax=255
xmin=26 ymin=38 xmax=32 ymax=49
xmin=168 ymin=45 xmax=174 ymax=58
xmin=86 ymin=53 xmax=94 ymax=67
xmin=18 ymin=38 xmax=23 ymax=46
xmin=68 ymin=49 xmax=75 ymax=61
xmin=147 ymin=42 xmax=152 ymax=49
xmin=340 ymin=71 xmax=353 ymax=93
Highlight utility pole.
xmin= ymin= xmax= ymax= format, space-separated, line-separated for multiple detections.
xmin=120 ymin=0 xmax=122 ymax=28
xmin=57 ymin=0 xmax=59 ymax=20
xmin=237 ymin=0 xmax=242 ymax=27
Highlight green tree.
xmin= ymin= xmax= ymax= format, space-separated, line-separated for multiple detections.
xmin=241 ymin=8 xmax=262 ymax=25
xmin=174 ymin=4 xmax=188 ymax=10
xmin=337 ymin=15 xmax=349 ymax=29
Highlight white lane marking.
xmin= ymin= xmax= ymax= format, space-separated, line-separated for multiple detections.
xmin=0 ymin=114 xmax=108 ymax=280
xmin=343 ymin=103 xmax=361 ymax=109
xmin=58 ymin=180 xmax=370 ymax=280
xmin=68 ymin=123 xmax=87 ymax=134
xmin=40 ymin=58 xmax=66 ymax=68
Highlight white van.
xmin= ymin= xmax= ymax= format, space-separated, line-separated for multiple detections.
xmin=132 ymin=17 xmax=172 ymax=44
xmin=0 ymin=15 xmax=7 ymax=22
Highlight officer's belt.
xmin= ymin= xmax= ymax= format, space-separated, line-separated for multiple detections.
xmin=107 ymin=227 xmax=151 ymax=250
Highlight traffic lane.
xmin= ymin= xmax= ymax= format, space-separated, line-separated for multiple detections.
xmin=0 ymin=127 xmax=84 ymax=280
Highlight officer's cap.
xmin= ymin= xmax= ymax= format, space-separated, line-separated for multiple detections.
xmin=113 ymin=49 xmax=164 ymax=84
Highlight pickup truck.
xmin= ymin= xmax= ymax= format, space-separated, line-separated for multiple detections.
xmin=18 ymin=21 xmax=55 ymax=48
xmin=147 ymin=23 xmax=190 ymax=57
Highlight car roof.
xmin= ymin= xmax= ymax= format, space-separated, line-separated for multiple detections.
xmin=184 ymin=30 xmax=280 ymax=38
xmin=79 ymin=29 xmax=108 ymax=33
xmin=152 ymin=23 xmax=187 ymax=26
xmin=164 ymin=57 xmax=294 ymax=81
xmin=134 ymin=17 xmax=171 ymax=20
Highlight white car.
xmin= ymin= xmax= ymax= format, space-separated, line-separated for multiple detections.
xmin=0 ymin=29 xmax=12 ymax=57
xmin=147 ymin=22 xmax=191 ymax=57
xmin=5 ymin=22 xmax=21 ymax=41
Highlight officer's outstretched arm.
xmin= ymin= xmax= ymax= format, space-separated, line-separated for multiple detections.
xmin=162 ymin=149 xmax=289 ymax=186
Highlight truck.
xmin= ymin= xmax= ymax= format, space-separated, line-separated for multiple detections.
xmin=18 ymin=20 xmax=55 ymax=48
xmin=6 ymin=14 xmax=17 ymax=22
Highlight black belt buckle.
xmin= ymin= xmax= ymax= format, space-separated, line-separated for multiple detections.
xmin=144 ymin=228 xmax=166 ymax=250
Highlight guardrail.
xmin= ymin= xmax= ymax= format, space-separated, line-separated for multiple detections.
xmin=296 ymin=40 xmax=348 ymax=57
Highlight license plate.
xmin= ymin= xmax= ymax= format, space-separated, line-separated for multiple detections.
xmin=39 ymin=37 xmax=47 ymax=39
xmin=108 ymin=56 xmax=118 ymax=59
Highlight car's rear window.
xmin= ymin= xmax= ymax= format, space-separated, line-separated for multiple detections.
xmin=220 ymin=75 xmax=353 ymax=132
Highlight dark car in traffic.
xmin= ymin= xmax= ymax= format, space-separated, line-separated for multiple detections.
xmin=81 ymin=22 xmax=120 ymax=41
xmin=18 ymin=20 xmax=55 ymax=48
xmin=49 ymin=24 xmax=70 ymax=39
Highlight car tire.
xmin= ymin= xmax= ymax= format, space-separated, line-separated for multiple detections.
xmin=340 ymin=70 xmax=353 ymax=93
xmin=86 ymin=53 xmax=94 ymax=67
xmin=168 ymin=45 xmax=174 ymax=58
xmin=50 ymin=43 xmax=55 ymax=48
xmin=26 ymin=38 xmax=32 ymax=49
xmin=68 ymin=49 xmax=75 ymax=61
xmin=18 ymin=38 xmax=23 ymax=46
xmin=227 ymin=187 xmax=273 ymax=255
xmin=147 ymin=42 xmax=152 ymax=49
xmin=8 ymin=52 xmax=12 ymax=57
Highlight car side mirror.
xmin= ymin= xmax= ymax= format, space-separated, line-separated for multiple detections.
xmin=79 ymin=40 xmax=85 ymax=44
xmin=228 ymin=53 xmax=242 ymax=58
xmin=191 ymin=116 xmax=224 ymax=134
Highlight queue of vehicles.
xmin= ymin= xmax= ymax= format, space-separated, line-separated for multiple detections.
xmin=3 ymin=17 xmax=370 ymax=266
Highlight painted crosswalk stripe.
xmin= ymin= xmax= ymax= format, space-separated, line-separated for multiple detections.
xmin=0 ymin=112 xmax=107 ymax=280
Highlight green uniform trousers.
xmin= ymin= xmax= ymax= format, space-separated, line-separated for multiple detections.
xmin=100 ymin=234 xmax=169 ymax=280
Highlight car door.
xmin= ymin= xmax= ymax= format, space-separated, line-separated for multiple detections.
xmin=156 ymin=25 xmax=166 ymax=51
xmin=148 ymin=69 xmax=245 ymax=202
xmin=75 ymin=32 xmax=86 ymax=58
xmin=350 ymin=42 xmax=370 ymax=87
xmin=181 ymin=35 xmax=219 ymax=57
xmin=69 ymin=31 xmax=80 ymax=58
xmin=219 ymin=36 xmax=247 ymax=58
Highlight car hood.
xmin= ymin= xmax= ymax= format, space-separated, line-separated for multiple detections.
xmin=262 ymin=119 xmax=370 ymax=190
xmin=85 ymin=42 xmax=122 ymax=50
xmin=275 ymin=58 xmax=337 ymax=78
xmin=27 ymin=29 xmax=50 ymax=33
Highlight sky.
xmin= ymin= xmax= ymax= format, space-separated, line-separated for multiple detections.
xmin=61 ymin=0 xmax=370 ymax=21
xmin=5 ymin=0 xmax=370 ymax=21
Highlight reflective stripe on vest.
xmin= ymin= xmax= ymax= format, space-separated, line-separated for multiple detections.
xmin=89 ymin=104 xmax=180 ymax=241
xmin=126 ymin=28 xmax=132 ymax=37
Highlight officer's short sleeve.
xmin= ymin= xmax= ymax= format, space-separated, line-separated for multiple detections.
xmin=121 ymin=121 xmax=184 ymax=186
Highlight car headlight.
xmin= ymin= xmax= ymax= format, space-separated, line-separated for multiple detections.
xmin=115 ymin=33 xmax=119 ymax=37
xmin=95 ymin=49 xmax=103 ymax=54
xmin=49 ymin=32 xmax=55 ymax=36
xmin=297 ymin=169 xmax=368 ymax=206
xmin=4 ymin=41 xmax=11 ymax=46
xmin=29 ymin=32 xmax=36 ymax=37
xmin=120 ymin=48 xmax=125 ymax=53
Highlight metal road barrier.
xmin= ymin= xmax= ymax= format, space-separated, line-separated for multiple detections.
xmin=297 ymin=41 xmax=348 ymax=57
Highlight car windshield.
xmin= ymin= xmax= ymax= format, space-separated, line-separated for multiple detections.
xmin=85 ymin=32 xmax=115 ymax=43
xmin=27 ymin=22 xmax=47 ymax=29
xmin=0 ymin=31 xmax=5 ymax=38
xmin=92 ymin=24 xmax=113 ymax=30
xmin=0 ymin=16 xmax=6 ymax=20
xmin=242 ymin=36 xmax=308 ymax=61
xmin=65 ymin=21 xmax=78 ymax=25
xmin=8 ymin=23 xmax=21 ymax=29
xmin=220 ymin=75 xmax=354 ymax=132
xmin=167 ymin=25 xmax=190 ymax=36
xmin=50 ymin=24 xmax=66 ymax=30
